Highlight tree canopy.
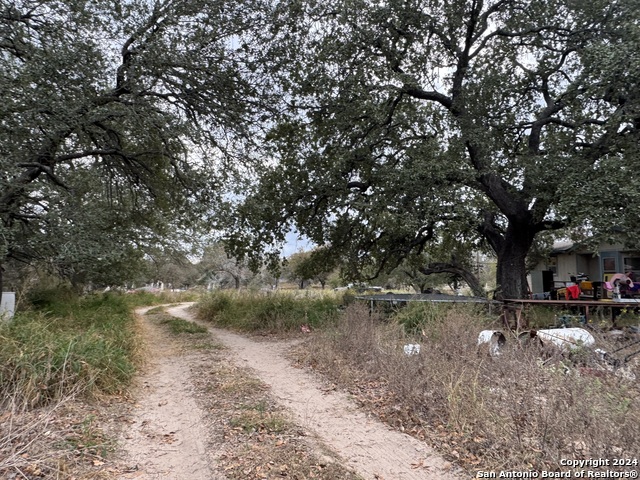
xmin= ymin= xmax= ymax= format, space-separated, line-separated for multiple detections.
xmin=0 ymin=0 xmax=270 ymax=290
xmin=228 ymin=0 xmax=640 ymax=299
xmin=283 ymin=248 xmax=337 ymax=289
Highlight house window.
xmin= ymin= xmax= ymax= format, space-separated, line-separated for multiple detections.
xmin=623 ymin=257 xmax=640 ymax=270
xmin=603 ymin=257 xmax=616 ymax=273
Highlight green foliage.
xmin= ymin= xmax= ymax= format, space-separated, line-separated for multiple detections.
xmin=196 ymin=242 xmax=255 ymax=289
xmin=282 ymin=249 xmax=337 ymax=288
xmin=283 ymin=251 xmax=313 ymax=287
xmin=122 ymin=290 xmax=200 ymax=306
xmin=24 ymin=285 xmax=194 ymax=313
xmin=392 ymin=302 xmax=447 ymax=335
xmin=384 ymin=252 xmax=459 ymax=293
xmin=0 ymin=291 xmax=139 ymax=409
xmin=230 ymin=0 xmax=640 ymax=299
xmin=199 ymin=291 xmax=233 ymax=317
xmin=0 ymin=0 xmax=272 ymax=289
xmin=197 ymin=291 xmax=340 ymax=332
xmin=391 ymin=302 xmax=489 ymax=336
xmin=143 ymin=250 xmax=200 ymax=290
xmin=26 ymin=285 xmax=80 ymax=313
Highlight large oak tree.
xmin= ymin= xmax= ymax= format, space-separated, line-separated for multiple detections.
xmin=0 ymin=0 xmax=270 ymax=291
xmin=229 ymin=0 xmax=640 ymax=299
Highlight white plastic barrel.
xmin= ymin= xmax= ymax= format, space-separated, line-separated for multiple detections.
xmin=477 ymin=330 xmax=506 ymax=357
xmin=536 ymin=327 xmax=594 ymax=350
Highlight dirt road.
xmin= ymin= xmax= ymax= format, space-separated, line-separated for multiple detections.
xmin=121 ymin=303 xmax=462 ymax=480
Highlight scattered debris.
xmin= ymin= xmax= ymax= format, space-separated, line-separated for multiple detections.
xmin=403 ymin=344 xmax=421 ymax=355
xmin=535 ymin=327 xmax=595 ymax=351
xmin=477 ymin=330 xmax=506 ymax=357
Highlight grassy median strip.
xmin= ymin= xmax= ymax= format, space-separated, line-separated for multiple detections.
xmin=160 ymin=316 xmax=209 ymax=335
xmin=145 ymin=308 xmax=214 ymax=350
xmin=197 ymin=290 xmax=341 ymax=332
xmin=187 ymin=342 xmax=363 ymax=479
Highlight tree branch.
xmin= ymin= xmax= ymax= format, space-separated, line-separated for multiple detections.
xmin=401 ymin=86 xmax=453 ymax=110
xmin=418 ymin=262 xmax=484 ymax=297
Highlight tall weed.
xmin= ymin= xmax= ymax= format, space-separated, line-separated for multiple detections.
xmin=197 ymin=290 xmax=340 ymax=332
xmin=0 ymin=291 xmax=140 ymax=410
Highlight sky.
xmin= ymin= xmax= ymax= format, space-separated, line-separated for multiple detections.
xmin=281 ymin=230 xmax=313 ymax=258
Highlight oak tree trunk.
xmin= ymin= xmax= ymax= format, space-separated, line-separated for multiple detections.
xmin=494 ymin=224 xmax=534 ymax=300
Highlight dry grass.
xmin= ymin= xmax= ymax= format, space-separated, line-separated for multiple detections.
xmin=0 ymin=293 xmax=142 ymax=412
xmin=2 ymin=295 xmax=361 ymax=480
xmin=0 ymin=393 xmax=130 ymax=479
xmin=192 ymin=359 xmax=363 ymax=479
xmin=292 ymin=303 xmax=640 ymax=473
xmin=0 ymin=291 xmax=146 ymax=480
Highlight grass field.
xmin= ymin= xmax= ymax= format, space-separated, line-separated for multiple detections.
xmin=4 ymin=286 xmax=638 ymax=476
xmin=0 ymin=287 xmax=203 ymax=409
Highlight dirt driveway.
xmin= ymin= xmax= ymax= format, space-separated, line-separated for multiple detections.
xmin=120 ymin=303 xmax=463 ymax=480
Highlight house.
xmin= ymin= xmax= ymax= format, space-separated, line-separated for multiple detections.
xmin=530 ymin=240 xmax=640 ymax=295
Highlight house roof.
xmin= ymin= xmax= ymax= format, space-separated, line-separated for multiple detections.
xmin=551 ymin=240 xmax=576 ymax=254
xmin=549 ymin=239 xmax=596 ymax=255
xmin=550 ymin=238 xmax=640 ymax=256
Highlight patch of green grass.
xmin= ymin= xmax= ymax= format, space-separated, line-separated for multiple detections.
xmin=219 ymin=374 xmax=266 ymax=395
xmin=197 ymin=290 xmax=341 ymax=332
xmin=159 ymin=316 xmax=208 ymax=335
xmin=391 ymin=301 xmax=491 ymax=335
xmin=240 ymin=400 xmax=270 ymax=413
xmin=145 ymin=306 xmax=166 ymax=314
xmin=121 ymin=290 xmax=200 ymax=307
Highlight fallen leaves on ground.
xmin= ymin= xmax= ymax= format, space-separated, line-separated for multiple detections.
xmin=190 ymin=350 xmax=363 ymax=480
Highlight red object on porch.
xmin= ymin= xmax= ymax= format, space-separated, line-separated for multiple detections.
xmin=566 ymin=285 xmax=581 ymax=299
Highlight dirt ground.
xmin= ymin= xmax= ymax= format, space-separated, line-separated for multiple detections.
xmin=117 ymin=303 xmax=463 ymax=480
